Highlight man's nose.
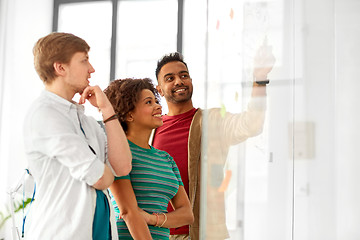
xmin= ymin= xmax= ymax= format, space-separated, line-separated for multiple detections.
xmin=174 ymin=75 xmax=184 ymax=85
xmin=89 ymin=63 xmax=95 ymax=73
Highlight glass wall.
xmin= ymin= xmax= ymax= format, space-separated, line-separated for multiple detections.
xmin=184 ymin=0 xmax=294 ymax=239
xmin=189 ymin=0 xmax=360 ymax=239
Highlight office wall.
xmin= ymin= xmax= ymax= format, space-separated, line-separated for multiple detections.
xmin=334 ymin=1 xmax=360 ymax=239
xmin=294 ymin=0 xmax=360 ymax=239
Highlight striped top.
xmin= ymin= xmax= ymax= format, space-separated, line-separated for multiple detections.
xmin=111 ymin=140 xmax=184 ymax=239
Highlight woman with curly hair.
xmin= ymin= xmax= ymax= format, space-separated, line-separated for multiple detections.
xmin=104 ymin=78 xmax=194 ymax=239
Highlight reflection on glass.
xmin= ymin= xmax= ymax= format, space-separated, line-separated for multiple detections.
xmin=200 ymin=0 xmax=287 ymax=240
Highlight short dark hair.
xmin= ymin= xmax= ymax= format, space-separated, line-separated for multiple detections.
xmin=155 ymin=52 xmax=188 ymax=81
xmin=104 ymin=78 xmax=160 ymax=132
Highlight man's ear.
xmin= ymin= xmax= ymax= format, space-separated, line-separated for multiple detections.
xmin=156 ymin=85 xmax=164 ymax=97
xmin=53 ymin=62 xmax=66 ymax=77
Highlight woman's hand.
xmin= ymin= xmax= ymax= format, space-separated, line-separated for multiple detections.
xmin=138 ymin=208 xmax=155 ymax=225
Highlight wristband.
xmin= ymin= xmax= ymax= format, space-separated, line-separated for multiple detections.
xmin=103 ymin=113 xmax=118 ymax=124
xmin=255 ymin=79 xmax=270 ymax=85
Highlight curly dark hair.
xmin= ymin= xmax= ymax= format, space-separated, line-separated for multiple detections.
xmin=104 ymin=78 xmax=160 ymax=132
xmin=155 ymin=52 xmax=188 ymax=81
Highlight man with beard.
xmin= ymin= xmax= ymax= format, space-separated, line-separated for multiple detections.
xmin=23 ymin=32 xmax=132 ymax=239
xmin=152 ymin=50 xmax=275 ymax=239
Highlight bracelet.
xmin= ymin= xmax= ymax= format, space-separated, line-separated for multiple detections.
xmin=158 ymin=213 xmax=167 ymax=228
xmin=255 ymin=79 xmax=270 ymax=85
xmin=152 ymin=213 xmax=159 ymax=227
xmin=103 ymin=113 xmax=118 ymax=124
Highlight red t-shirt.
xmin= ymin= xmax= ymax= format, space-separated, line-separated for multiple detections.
xmin=153 ymin=108 xmax=198 ymax=235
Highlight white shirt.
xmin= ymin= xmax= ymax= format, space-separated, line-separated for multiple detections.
xmin=23 ymin=90 xmax=118 ymax=240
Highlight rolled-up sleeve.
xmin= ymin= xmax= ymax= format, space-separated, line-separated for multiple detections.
xmin=25 ymin=106 xmax=104 ymax=186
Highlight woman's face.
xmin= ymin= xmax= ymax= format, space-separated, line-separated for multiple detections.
xmin=129 ymin=89 xmax=163 ymax=130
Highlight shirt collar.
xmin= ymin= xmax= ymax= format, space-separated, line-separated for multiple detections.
xmin=41 ymin=90 xmax=85 ymax=113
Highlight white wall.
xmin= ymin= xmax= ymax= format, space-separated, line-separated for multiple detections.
xmin=0 ymin=0 xmax=53 ymax=238
xmin=294 ymin=0 xmax=337 ymax=238
xmin=335 ymin=0 xmax=360 ymax=239
xmin=292 ymin=0 xmax=360 ymax=239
